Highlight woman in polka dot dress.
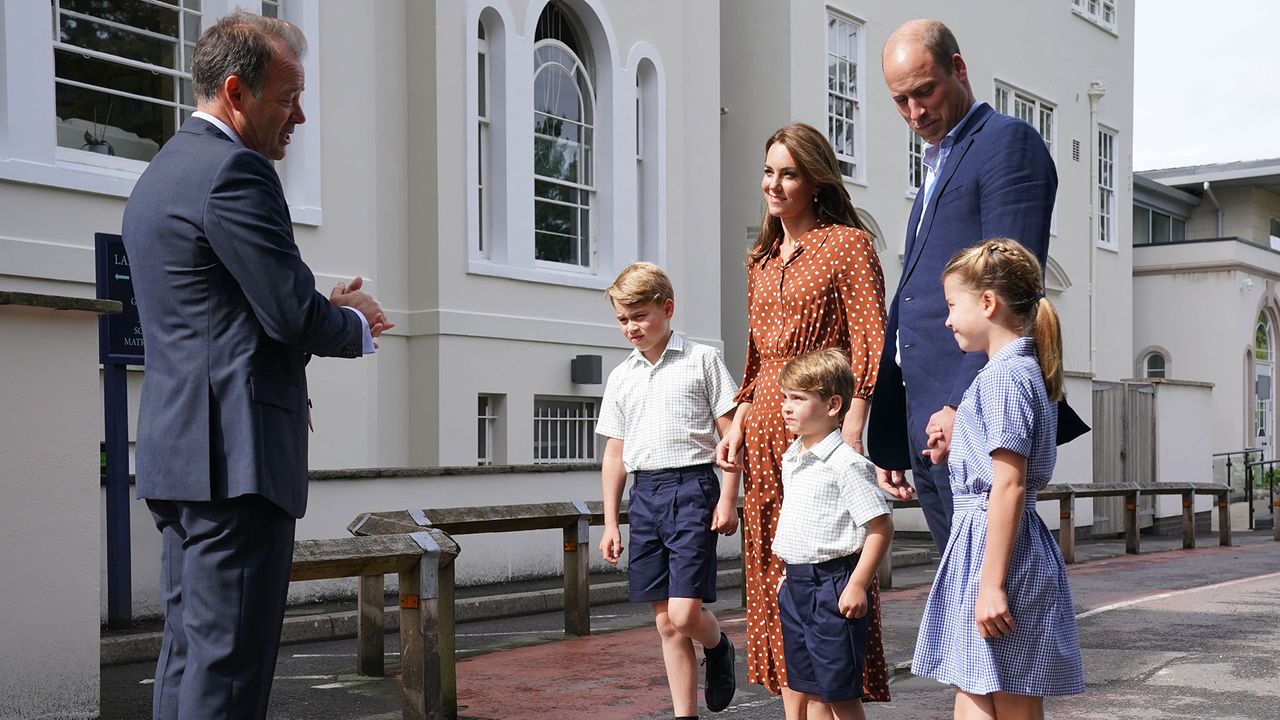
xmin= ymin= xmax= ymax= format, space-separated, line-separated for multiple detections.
xmin=719 ymin=123 xmax=889 ymax=718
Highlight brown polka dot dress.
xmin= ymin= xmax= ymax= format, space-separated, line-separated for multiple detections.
xmin=733 ymin=222 xmax=890 ymax=700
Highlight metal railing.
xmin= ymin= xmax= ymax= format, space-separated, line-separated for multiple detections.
xmin=1212 ymin=448 xmax=1263 ymax=520
xmin=1246 ymin=459 xmax=1280 ymax=540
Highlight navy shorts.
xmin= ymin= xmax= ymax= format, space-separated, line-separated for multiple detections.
xmin=778 ymin=554 xmax=867 ymax=702
xmin=627 ymin=464 xmax=719 ymax=603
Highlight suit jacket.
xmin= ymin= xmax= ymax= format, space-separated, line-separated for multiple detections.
xmin=122 ymin=117 xmax=362 ymax=519
xmin=867 ymin=103 xmax=1058 ymax=470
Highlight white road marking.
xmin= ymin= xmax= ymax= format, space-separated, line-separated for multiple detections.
xmin=1076 ymin=570 xmax=1280 ymax=620
xmin=311 ymin=680 xmax=378 ymax=690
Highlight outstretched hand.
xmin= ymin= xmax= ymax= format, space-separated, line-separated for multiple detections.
xmin=875 ymin=466 xmax=915 ymax=500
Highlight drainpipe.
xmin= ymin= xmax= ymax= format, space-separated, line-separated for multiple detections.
xmin=1087 ymin=81 xmax=1106 ymax=375
xmin=1203 ymin=181 xmax=1224 ymax=237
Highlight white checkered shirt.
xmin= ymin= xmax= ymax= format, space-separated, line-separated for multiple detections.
xmin=595 ymin=332 xmax=739 ymax=472
xmin=772 ymin=430 xmax=891 ymax=564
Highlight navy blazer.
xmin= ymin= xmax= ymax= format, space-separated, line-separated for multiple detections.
xmin=123 ymin=117 xmax=362 ymax=518
xmin=867 ymin=103 xmax=1057 ymax=470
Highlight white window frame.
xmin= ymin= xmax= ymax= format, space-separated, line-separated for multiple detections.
xmin=50 ymin=0 xmax=201 ymax=166
xmin=1071 ymin=0 xmax=1118 ymax=33
xmin=993 ymin=81 xmax=1055 ymax=156
xmin=906 ymin=127 xmax=924 ymax=196
xmin=0 ymin=0 xmax=322 ymax=224
xmin=477 ymin=21 xmax=492 ymax=259
xmin=824 ymin=9 xmax=865 ymax=183
xmin=465 ymin=0 xmax=656 ymax=291
xmin=1143 ymin=351 xmax=1167 ymax=379
xmin=477 ymin=394 xmax=499 ymax=466
xmin=532 ymin=396 xmax=600 ymax=464
xmin=532 ymin=37 xmax=597 ymax=272
xmin=1097 ymin=126 xmax=1117 ymax=249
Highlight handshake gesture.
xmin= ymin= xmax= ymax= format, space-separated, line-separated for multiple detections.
xmin=329 ymin=276 xmax=395 ymax=341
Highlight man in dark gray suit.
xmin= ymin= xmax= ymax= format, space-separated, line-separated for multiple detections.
xmin=122 ymin=11 xmax=390 ymax=719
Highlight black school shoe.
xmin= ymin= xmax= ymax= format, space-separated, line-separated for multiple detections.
xmin=702 ymin=632 xmax=736 ymax=712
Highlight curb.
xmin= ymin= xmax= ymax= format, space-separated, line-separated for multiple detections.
xmin=102 ymin=548 xmax=936 ymax=667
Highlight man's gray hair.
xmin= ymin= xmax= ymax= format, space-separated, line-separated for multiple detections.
xmin=191 ymin=10 xmax=306 ymax=103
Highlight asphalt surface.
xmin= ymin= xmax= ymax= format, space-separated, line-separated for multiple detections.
xmin=101 ymin=529 xmax=1280 ymax=719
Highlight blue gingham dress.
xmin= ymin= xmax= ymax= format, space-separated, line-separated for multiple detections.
xmin=912 ymin=337 xmax=1084 ymax=696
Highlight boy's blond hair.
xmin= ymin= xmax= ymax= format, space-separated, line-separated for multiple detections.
xmin=779 ymin=348 xmax=855 ymax=421
xmin=605 ymin=262 xmax=674 ymax=307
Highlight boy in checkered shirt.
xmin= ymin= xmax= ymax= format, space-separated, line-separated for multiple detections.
xmin=596 ymin=262 xmax=741 ymax=718
xmin=773 ymin=348 xmax=894 ymax=719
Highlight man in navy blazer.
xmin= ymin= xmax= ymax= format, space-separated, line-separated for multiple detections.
xmin=867 ymin=20 xmax=1057 ymax=553
xmin=122 ymin=12 xmax=391 ymax=719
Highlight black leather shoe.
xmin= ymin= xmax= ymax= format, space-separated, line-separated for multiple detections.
xmin=703 ymin=633 xmax=736 ymax=712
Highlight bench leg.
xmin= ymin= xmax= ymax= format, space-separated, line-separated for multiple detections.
xmin=1059 ymin=496 xmax=1076 ymax=564
xmin=1181 ymin=491 xmax=1196 ymax=550
xmin=1124 ymin=491 xmax=1141 ymax=555
xmin=357 ymin=574 xmax=385 ymax=676
xmin=1219 ymin=493 xmax=1232 ymax=546
xmin=439 ymin=559 xmax=457 ymax=720
xmin=400 ymin=535 xmax=445 ymax=720
xmin=563 ymin=514 xmax=591 ymax=637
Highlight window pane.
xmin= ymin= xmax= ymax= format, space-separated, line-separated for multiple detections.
xmin=1132 ymin=207 xmax=1150 ymax=245
xmin=60 ymin=1 xmax=179 ymax=40
xmin=1172 ymin=218 xmax=1186 ymax=242
xmin=1151 ymin=211 xmax=1171 ymax=244
xmin=55 ymin=83 xmax=170 ymax=161
xmin=59 ymin=15 xmax=179 ymax=69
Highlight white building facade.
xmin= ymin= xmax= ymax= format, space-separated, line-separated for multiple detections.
xmin=1135 ymin=160 xmax=1280 ymax=459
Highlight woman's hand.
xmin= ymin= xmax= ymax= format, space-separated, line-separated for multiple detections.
xmin=717 ymin=425 xmax=745 ymax=472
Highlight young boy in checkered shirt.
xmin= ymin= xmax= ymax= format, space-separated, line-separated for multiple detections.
xmin=596 ymin=262 xmax=741 ymax=718
xmin=773 ymin=348 xmax=894 ymax=720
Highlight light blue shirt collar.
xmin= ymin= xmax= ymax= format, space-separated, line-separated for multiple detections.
xmin=192 ymin=111 xmax=243 ymax=147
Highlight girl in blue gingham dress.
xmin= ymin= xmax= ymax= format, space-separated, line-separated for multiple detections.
xmin=913 ymin=239 xmax=1084 ymax=718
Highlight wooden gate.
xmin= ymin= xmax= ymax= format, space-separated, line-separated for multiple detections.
xmin=1092 ymin=381 xmax=1156 ymax=534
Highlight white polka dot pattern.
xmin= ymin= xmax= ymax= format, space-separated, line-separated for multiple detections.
xmin=732 ymin=223 xmax=891 ymax=700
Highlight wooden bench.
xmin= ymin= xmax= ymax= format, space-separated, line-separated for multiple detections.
xmin=290 ymin=530 xmax=458 ymax=720
xmin=879 ymin=481 xmax=1232 ymax=587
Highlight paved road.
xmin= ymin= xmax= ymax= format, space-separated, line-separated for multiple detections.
xmin=102 ymin=530 xmax=1280 ymax=719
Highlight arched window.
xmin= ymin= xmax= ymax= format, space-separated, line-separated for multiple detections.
xmin=1257 ymin=314 xmax=1273 ymax=362
xmin=477 ymin=20 xmax=491 ymax=257
xmin=635 ymin=57 xmax=660 ymax=262
xmin=1143 ymin=352 xmax=1166 ymax=379
xmin=533 ymin=2 xmax=595 ymax=269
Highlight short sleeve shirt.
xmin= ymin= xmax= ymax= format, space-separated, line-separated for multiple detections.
xmin=772 ymin=430 xmax=891 ymax=564
xmin=947 ymin=336 xmax=1058 ymax=496
xmin=595 ymin=332 xmax=739 ymax=472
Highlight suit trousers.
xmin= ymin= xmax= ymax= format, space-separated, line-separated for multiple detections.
xmin=148 ymin=495 xmax=296 ymax=720
xmin=905 ymin=409 xmax=954 ymax=554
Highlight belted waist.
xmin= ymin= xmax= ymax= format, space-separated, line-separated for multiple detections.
xmin=952 ymin=491 xmax=1039 ymax=514
xmin=633 ymin=463 xmax=715 ymax=486
xmin=784 ymin=552 xmax=859 ymax=582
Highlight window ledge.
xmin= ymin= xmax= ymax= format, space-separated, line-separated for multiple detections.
xmin=842 ymin=177 xmax=868 ymax=190
xmin=1070 ymin=7 xmax=1119 ymax=37
xmin=468 ymin=259 xmax=612 ymax=290
xmin=0 ymin=157 xmax=323 ymax=225
xmin=1095 ymin=242 xmax=1120 ymax=254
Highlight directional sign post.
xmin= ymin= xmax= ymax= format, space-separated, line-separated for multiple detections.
xmin=95 ymin=232 xmax=144 ymax=628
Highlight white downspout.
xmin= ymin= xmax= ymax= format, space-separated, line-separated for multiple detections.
xmin=1203 ymin=181 xmax=1224 ymax=237
xmin=1087 ymin=81 xmax=1106 ymax=375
